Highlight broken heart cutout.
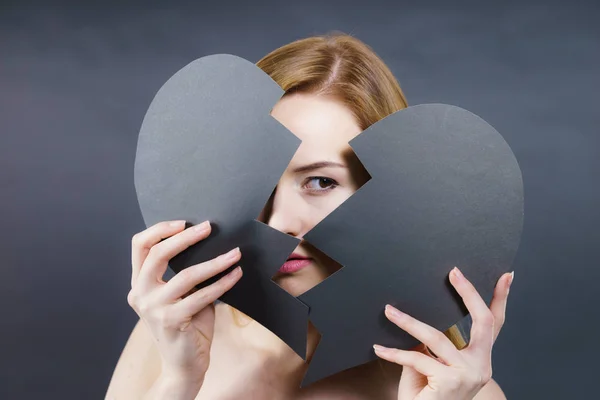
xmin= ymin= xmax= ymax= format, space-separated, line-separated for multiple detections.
xmin=134 ymin=54 xmax=524 ymax=387
xmin=299 ymin=103 xmax=524 ymax=385
xmin=134 ymin=54 xmax=309 ymax=359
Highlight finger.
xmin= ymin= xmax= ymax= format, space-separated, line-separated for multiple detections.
xmin=160 ymin=247 xmax=242 ymax=301
xmin=449 ymin=267 xmax=494 ymax=351
xmin=385 ymin=305 xmax=462 ymax=365
xmin=412 ymin=342 xmax=449 ymax=365
xmin=183 ymin=287 xmax=198 ymax=298
xmin=138 ymin=221 xmax=212 ymax=288
xmin=174 ymin=266 xmax=243 ymax=317
xmin=373 ymin=344 xmax=446 ymax=377
xmin=422 ymin=345 xmax=450 ymax=366
xmin=131 ymin=220 xmax=187 ymax=287
xmin=489 ymin=272 xmax=513 ymax=342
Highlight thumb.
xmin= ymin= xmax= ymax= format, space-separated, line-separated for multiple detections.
xmin=397 ymin=344 xmax=429 ymax=399
xmin=398 ymin=365 xmax=428 ymax=399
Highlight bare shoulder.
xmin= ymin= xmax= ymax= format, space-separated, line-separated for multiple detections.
xmin=105 ymin=319 xmax=161 ymax=399
xmin=473 ymin=379 xmax=507 ymax=400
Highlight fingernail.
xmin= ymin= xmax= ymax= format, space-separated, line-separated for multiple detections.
xmin=225 ymin=247 xmax=240 ymax=260
xmin=451 ymin=267 xmax=465 ymax=282
xmin=229 ymin=266 xmax=242 ymax=279
xmin=170 ymin=220 xmax=185 ymax=227
xmin=373 ymin=344 xmax=390 ymax=354
xmin=193 ymin=221 xmax=210 ymax=232
xmin=507 ymin=271 xmax=515 ymax=291
xmin=385 ymin=304 xmax=405 ymax=319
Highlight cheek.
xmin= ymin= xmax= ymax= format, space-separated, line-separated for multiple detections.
xmin=308 ymin=188 xmax=355 ymax=228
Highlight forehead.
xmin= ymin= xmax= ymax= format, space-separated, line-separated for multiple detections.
xmin=271 ymin=93 xmax=362 ymax=155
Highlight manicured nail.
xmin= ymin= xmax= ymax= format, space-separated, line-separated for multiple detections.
xmin=507 ymin=271 xmax=515 ymax=292
xmin=451 ymin=267 xmax=465 ymax=282
xmin=170 ymin=220 xmax=186 ymax=227
xmin=228 ymin=266 xmax=242 ymax=279
xmin=385 ymin=304 xmax=406 ymax=319
xmin=373 ymin=344 xmax=391 ymax=355
xmin=225 ymin=247 xmax=240 ymax=260
xmin=193 ymin=221 xmax=210 ymax=232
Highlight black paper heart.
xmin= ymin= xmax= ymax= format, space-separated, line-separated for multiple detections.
xmin=134 ymin=54 xmax=310 ymax=359
xmin=134 ymin=54 xmax=524 ymax=388
xmin=299 ymin=104 xmax=523 ymax=385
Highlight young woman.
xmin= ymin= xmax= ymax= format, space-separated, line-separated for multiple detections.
xmin=107 ymin=33 xmax=512 ymax=399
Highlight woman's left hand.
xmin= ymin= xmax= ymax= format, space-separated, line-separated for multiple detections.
xmin=374 ymin=267 xmax=514 ymax=400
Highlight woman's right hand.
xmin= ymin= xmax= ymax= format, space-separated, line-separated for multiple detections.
xmin=127 ymin=220 xmax=243 ymax=390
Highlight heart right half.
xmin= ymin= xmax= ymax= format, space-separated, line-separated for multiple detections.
xmin=299 ymin=104 xmax=524 ymax=386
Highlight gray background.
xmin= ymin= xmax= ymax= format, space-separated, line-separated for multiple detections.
xmin=1 ymin=0 xmax=598 ymax=398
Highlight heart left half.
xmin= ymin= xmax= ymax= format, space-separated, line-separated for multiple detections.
xmin=134 ymin=54 xmax=309 ymax=359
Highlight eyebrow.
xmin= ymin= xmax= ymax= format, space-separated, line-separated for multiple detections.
xmin=291 ymin=161 xmax=347 ymax=174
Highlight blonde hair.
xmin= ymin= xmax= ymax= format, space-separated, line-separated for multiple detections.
xmin=231 ymin=31 xmax=466 ymax=350
xmin=257 ymin=32 xmax=407 ymax=130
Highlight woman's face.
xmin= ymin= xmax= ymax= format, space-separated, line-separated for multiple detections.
xmin=265 ymin=92 xmax=370 ymax=297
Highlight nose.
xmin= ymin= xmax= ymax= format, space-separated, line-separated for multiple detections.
xmin=266 ymin=185 xmax=307 ymax=239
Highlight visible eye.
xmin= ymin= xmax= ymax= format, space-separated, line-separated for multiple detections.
xmin=302 ymin=176 xmax=339 ymax=193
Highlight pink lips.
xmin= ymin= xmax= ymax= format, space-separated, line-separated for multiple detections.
xmin=278 ymin=252 xmax=312 ymax=274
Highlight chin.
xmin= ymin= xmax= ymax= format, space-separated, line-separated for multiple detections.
xmin=274 ymin=274 xmax=317 ymax=297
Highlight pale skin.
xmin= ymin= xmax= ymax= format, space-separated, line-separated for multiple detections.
xmin=107 ymin=93 xmax=511 ymax=399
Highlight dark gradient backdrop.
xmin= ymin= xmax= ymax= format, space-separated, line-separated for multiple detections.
xmin=1 ymin=1 xmax=598 ymax=399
